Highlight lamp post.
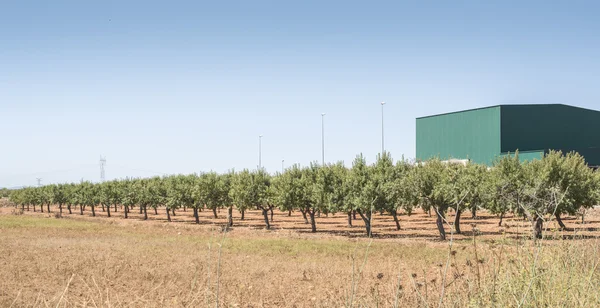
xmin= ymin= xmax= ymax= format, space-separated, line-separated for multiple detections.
xmin=380 ymin=102 xmax=385 ymax=154
xmin=321 ymin=113 xmax=326 ymax=165
xmin=258 ymin=135 xmax=263 ymax=170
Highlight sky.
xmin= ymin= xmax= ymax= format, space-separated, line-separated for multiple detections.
xmin=2 ymin=0 xmax=600 ymax=188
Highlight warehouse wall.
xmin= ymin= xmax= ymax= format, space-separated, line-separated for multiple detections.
xmin=501 ymin=104 xmax=600 ymax=165
xmin=416 ymin=106 xmax=501 ymax=165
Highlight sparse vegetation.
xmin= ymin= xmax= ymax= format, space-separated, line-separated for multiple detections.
xmin=1 ymin=213 xmax=600 ymax=307
xmin=4 ymin=150 xmax=600 ymax=306
xmin=7 ymin=150 xmax=600 ymax=240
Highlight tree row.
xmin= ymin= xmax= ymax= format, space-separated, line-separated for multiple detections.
xmin=9 ymin=151 xmax=600 ymax=240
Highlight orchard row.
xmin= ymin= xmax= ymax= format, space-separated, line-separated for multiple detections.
xmin=9 ymin=151 xmax=599 ymax=240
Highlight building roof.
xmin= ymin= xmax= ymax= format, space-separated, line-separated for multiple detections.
xmin=416 ymin=103 xmax=600 ymax=120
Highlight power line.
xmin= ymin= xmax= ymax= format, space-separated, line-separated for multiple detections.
xmin=3 ymin=164 xmax=96 ymax=179
xmin=110 ymin=164 xmax=170 ymax=176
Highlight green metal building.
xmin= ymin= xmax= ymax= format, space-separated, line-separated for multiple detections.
xmin=416 ymin=104 xmax=600 ymax=166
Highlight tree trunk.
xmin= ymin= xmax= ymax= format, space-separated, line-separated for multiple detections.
xmin=435 ymin=207 xmax=446 ymax=241
xmin=124 ymin=205 xmax=128 ymax=219
xmin=241 ymin=209 xmax=245 ymax=220
xmin=347 ymin=211 xmax=353 ymax=227
xmin=309 ymin=210 xmax=317 ymax=232
xmin=166 ymin=208 xmax=171 ymax=222
xmin=91 ymin=204 xmax=96 ymax=217
xmin=67 ymin=204 xmax=72 ymax=214
xmin=80 ymin=205 xmax=83 ymax=215
xmin=352 ymin=210 xmax=357 ymax=220
xmin=106 ymin=204 xmax=111 ymax=217
xmin=262 ymin=208 xmax=271 ymax=230
xmin=114 ymin=204 xmax=117 ymax=212
xmin=227 ymin=206 xmax=233 ymax=227
xmin=581 ymin=210 xmax=585 ymax=224
xmin=27 ymin=204 xmax=30 ymax=211
xmin=143 ymin=205 xmax=148 ymax=220
xmin=356 ymin=210 xmax=372 ymax=237
xmin=454 ymin=208 xmax=461 ymax=234
xmin=498 ymin=212 xmax=504 ymax=227
xmin=59 ymin=204 xmax=63 ymax=215
xmin=533 ymin=214 xmax=543 ymax=239
xmin=288 ymin=210 xmax=292 ymax=217
xmin=139 ymin=206 xmax=143 ymax=214
xmin=212 ymin=207 xmax=218 ymax=219
xmin=193 ymin=207 xmax=200 ymax=224
xmin=471 ymin=203 xmax=477 ymax=219
xmin=428 ymin=208 xmax=432 ymax=217
xmin=270 ymin=208 xmax=274 ymax=222
xmin=300 ymin=209 xmax=309 ymax=224
xmin=555 ymin=213 xmax=567 ymax=230
xmin=391 ymin=209 xmax=401 ymax=230
xmin=40 ymin=204 xmax=43 ymax=213
xmin=172 ymin=208 xmax=176 ymax=216
xmin=154 ymin=207 xmax=158 ymax=215
xmin=184 ymin=206 xmax=187 ymax=212
xmin=101 ymin=204 xmax=105 ymax=212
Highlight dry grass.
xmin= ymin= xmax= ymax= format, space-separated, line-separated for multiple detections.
xmin=10 ymin=203 xmax=600 ymax=241
xmin=1 ymin=208 xmax=600 ymax=307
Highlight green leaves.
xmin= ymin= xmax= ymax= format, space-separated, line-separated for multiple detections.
xmin=8 ymin=150 xmax=600 ymax=240
xmin=230 ymin=169 xmax=272 ymax=212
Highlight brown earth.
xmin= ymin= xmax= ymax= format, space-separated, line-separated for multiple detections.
xmin=5 ymin=203 xmax=600 ymax=241
xmin=2 ymin=205 xmax=600 ymax=307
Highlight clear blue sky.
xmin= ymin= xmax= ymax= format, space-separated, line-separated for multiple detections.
xmin=2 ymin=1 xmax=600 ymax=187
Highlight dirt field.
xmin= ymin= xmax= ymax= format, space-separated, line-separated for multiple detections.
xmin=7 ymin=203 xmax=600 ymax=240
xmin=2 ymin=206 xmax=600 ymax=307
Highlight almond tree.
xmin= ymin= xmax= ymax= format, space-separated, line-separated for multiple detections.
xmin=99 ymin=182 xmax=115 ymax=218
xmin=230 ymin=169 xmax=273 ymax=229
xmin=436 ymin=162 xmax=483 ymax=234
xmin=293 ymin=162 xmax=335 ymax=232
xmin=164 ymin=176 xmax=181 ymax=222
xmin=196 ymin=172 xmax=222 ymax=219
xmin=372 ymin=152 xmax=405 ymax=230
xmin=405 ymin=159 xmax=453 ymax=240
xmin=487 ymin=152 xmax=526 ymax=227
xmin=121 ymin=178 xmax=140 ymax=219
xmin=522 ymin=151 xmax=597 ymax=239
xmin=219 ymin=172 xmax=234 ymax=227
xmin=51 ymin=184 xmax=68 ymax=215
xmin=64 ymin=183 xmax=76 ymax=214
xmin=348 ymin=154 xmax=381 ymax=237
xmin=273 ymin=164 xmax=307 ymax=223
xmin=329 ymin=162 xmax=352 ymax=227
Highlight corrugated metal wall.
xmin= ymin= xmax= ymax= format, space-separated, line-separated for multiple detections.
xmin=499 ymin=150 xmax=545 ymax=163
xmin=416 ymin=106 xmax=501 ymax=165
xmin=501 ymin=104 xmax=600 ymax=166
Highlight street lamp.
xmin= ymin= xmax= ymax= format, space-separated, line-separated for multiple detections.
xmin=258 ymin=135 xmax=263 ymax=170
xmin=321 ymin=113 xmax=326 ymax=165
xmin=380 ymin=102 xmax=385 ymax=154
